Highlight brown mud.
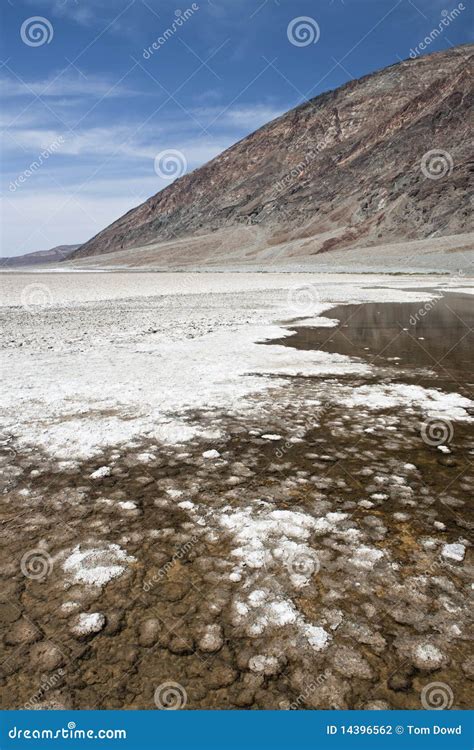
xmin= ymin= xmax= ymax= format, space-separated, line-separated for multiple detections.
xmin=1 ymin=292 xmax=472 ymax=711
xmin=1 ymin=369 xmax=472 ymax=710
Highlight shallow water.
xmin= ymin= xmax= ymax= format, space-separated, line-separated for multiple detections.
xmin=280 ymin=293 xmax=473 ymax=379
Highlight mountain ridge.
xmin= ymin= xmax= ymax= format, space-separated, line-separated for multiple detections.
xmin=73 ymin=45 xmax=473 ymax=264
xmin=2 ymin=245 xmax=80 ymax=268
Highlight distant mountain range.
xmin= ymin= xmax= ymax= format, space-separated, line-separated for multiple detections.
xmin=1 ymin=245 xmax=80 ymax=268
xmin=70 ymin=44 xmax=473 ymax=268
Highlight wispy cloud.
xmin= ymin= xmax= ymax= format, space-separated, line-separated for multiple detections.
xmin=0 ymin=72 xmax=138 ymax=99
xmin=3 ymin=124 xmax=230 ymax=166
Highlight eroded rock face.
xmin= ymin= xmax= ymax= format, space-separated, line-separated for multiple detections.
xmin=74 ymin=45 xmax=473 ymax=263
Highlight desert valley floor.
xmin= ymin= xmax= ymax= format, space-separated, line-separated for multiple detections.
xmin=0 ymin=272 xmax=472 ymax=710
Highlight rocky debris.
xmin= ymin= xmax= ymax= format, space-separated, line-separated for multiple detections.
xmin=441 ymin=543 xmax=466 ymax=562
xmin=331 ymin=646 xmax=374 ymax=680
xmin=198 ymin=624 xmax=224 ymax=653
xmin=202 ymin=450 xmax=221 ymax=460
xmin=5 ymin=618 xmax=41 ymax=646
xmin=248 ymin=655 xmax=281 ymax=676
xmin=90 ymin=466 xmax=111 ymax=479
xmin=29 ymin=641 xmax=64 ymax=671
xmin=62 ymin=544 xmax=135 ymax=587
xmin=388 ymin=664 xmax=414 ymax=692
xmin=413 ymin=643 xmax=447 ymax=671
xmin=138 ymin=618 xmax=161 ymax=648
xmin=70 ymin=612 xmax=106 ymax=638
xmin=290 ymin=668 xmax=350 ymax=709
xmin=168 ymin=628 xmax=195 ymax=655
xmin=103 ymin=609 xmax=125 ymax=636
xmin=462 ymin=656 xmax=474 ymax=680
xmin=203 ymin=662 xmax=238 ymax=690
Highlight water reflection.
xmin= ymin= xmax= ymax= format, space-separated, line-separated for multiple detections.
xmin=281 ymin=292 xmax=473 ymax=376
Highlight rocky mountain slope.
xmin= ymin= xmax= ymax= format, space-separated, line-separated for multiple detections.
xmin=74 ymin=45 xmax=473 ymax=264
xmin=2 ymin=245 xmax=80 ymax=268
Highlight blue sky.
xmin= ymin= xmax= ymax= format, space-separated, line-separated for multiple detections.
xmin=1 ymin=0 xmax=472 ymax=256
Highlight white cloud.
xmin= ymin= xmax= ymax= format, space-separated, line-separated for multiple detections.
xmin=2 ymin=124 xmax=231 ymax=167
xmin=0 ymin=72 xmax=137 ymax=99
xmin=1 ymin=57 xmax=292 ymax=256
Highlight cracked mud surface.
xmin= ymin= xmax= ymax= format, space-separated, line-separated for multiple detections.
xmin=0 ymin=277 xmax=472 ymax=710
